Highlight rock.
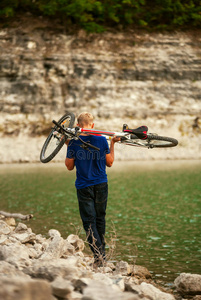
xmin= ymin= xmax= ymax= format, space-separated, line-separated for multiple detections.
xmin=0 ymin=235 xmax=8 ymax=244
xmin=0 ymin=261 xmax=30 ymax=279
xmin=0 ymin=277 xmax=52 ymax=300
xmin=15 ymin=222 xmax=28 ymax=232
xmin=82 ymin=280 xmax=139 ymax=300
xmin=51 ymin=276 xmax=74 ymax=298
xmin=10 ymin=232 xmax=36 ymax=244
xmin=73 ymin=278 xmax=92 ymax=293
xmin=115 ymin=261 xmax=131 ymax=276
xmin=107 ymin=262 xmax=116 ymax=270
xmin=174 ymin=273 xmax=201 ymax=296
xmin=61 ymin=240 xmax=75 ymax=257
xmin=67 ymin=234 xmax=85 ymax=251
xmin=48 ymin=229 xmax=61 ymax=238
xmin=99 ymin=266 xmax=113 ymax=273
xmin=4 ymin=217 xmax=16 ymax=226
xmin=24 ymin=257 xmax=80 ymax=281
xmin=131 ymin=265 xmax=152 ymax=279
xmin=75 ymin=251 xmax=85 ymax=257
xmin=40 ymin=234 xmax=66 ymax=259
xmin=39 ymin=233 xmax=75 ymax=259
xmin=111 ymin=276 xmax=125 ymax=291
xmin=0 ymin=243 xmax=30 ymax=266
xmin=35 ymin=234 xmax=47 ymax=244
xmin=125 ymin=282 xmax=175 ymax=300
xmin=0 ymin=220 xmax=12 ymax=235
xmin=92 ymin=272 xmax=114 ymax=285
xmin=71 ymin=290 xmax=83 ymax=299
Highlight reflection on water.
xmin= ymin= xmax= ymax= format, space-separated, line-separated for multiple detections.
xmin=0 ymin=160 xmax=201 ymax=286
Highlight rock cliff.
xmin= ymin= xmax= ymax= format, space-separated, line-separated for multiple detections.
xmin=0 ymin=17 xmax=201 ymax=163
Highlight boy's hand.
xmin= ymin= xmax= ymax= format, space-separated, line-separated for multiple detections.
xmin=111 ymin=136 xmax=121 ymax=143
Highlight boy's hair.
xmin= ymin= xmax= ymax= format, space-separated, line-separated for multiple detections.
xmin=77 ymin=112 xmax=94 ymax=127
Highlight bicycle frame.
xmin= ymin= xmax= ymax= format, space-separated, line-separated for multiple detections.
xmin=53 ymin=121 xmax=147 ymax=148
xmin=79 ymin=128 xmax=147 ymax=147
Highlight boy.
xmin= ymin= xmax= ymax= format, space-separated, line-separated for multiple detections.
xmin=65 ymin=112 xmax=120 ymax=264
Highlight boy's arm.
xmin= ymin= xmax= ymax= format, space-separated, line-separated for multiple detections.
xmin=106 ymin=136 xmax=120 ymax=167
xmin=65 ymin=157 xmax=75 ymax=170
xmin=65 ymin=140 xmax=75 ymax=170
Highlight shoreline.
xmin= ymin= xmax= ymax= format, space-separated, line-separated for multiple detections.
xmin=0 ymin=216 xmax=201 ymax=299
xmin=0 ymin=216 xmax=183 ymax=300
xmin=0 ymin=158 xmax=201 ymax=171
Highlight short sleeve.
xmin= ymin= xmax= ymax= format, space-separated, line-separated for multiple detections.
xmin=103 ymin=137 xmax=110 ymax=154
xmin=66 ymin=143 xmax=75 ymax=159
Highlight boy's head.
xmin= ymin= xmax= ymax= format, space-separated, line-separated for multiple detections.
xmin=77 ymin=112 xmax=94 ymax=128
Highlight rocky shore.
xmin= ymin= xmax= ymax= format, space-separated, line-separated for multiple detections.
xmin=0 ymin=215 xmax=201 ymax=300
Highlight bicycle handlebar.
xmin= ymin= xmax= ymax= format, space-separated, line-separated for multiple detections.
xmin=77 ymin=136 xmax=100 ymax=151
xmin=52 ymin=120 xmax=75 ymax=136
xmin=52 ymin=120 xmax=100 ymax=151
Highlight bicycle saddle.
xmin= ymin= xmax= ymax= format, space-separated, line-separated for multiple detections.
xmin=123 ymin=124 xmax=148 ymax=140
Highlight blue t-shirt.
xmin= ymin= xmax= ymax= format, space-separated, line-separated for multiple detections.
xmin=67 ymin=135 xmax=110 ymax=189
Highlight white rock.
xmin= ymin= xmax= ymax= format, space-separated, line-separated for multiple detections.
xmin=82 ymin=280 xmax=139 ymax=300
xmin=126 ymin=282 xmax=175 ymax=300
xmin=0 ymin=220 xmax=11 ymax=235
xmin=0 ymin=243 xmax=30 ymax=266
xmin=0 ymin=276 xmax=52 ymax=300
xmin=115 ymin=261 xmax=131 ymax=276
xmin=15 ymin=223 xmax=28 ymax=233
xmin=51 ymin=276 xmax=73 ymax=298
xmin=48 ymin=229 xmax=61 ymax=238
xmin=67 ymin=234 xmax=85 ymax=251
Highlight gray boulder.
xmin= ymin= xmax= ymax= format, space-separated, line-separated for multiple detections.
xmin=174 ymin=273 xmax=201 ymax=296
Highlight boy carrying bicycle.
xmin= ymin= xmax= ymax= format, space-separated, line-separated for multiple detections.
xmin=65 ymin=112 xmax=120 ymax=265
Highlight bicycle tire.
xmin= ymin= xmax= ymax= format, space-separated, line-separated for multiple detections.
xmin=147 ymin=134 xmax=178 ymax=148
xmin=125 ymin=134 xmax=178 ymax=148
xmin=40 ymin=112 xmax=75 ymax=163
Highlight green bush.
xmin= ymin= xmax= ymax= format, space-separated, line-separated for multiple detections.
xmin=0 ymin=0 xmax=201 ymax=31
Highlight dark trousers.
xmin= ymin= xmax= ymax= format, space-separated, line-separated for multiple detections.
xmin=77 ymin=182 xmax=108 ymax=260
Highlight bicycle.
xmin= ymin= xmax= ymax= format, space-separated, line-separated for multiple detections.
xmin=40 ymin=112 xmax=178 ymax=163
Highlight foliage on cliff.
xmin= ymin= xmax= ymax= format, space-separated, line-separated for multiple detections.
xmin=0 ymin=0 xmax=201 ymax=32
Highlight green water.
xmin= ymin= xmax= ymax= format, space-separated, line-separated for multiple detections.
xmin=0 ymin=161 xmax=201 ymax=287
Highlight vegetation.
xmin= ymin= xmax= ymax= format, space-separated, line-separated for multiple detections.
xmin=0 ymin=0 xmax=201 ymax=32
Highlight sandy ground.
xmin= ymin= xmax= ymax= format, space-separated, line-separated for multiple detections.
xmin=0 ymin=132 xmax=200 ymax=164
xmin=1 ymin=159 xmax=201 ymax=175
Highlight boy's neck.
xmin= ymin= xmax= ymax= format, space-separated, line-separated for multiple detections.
xmin=79 ymin=124 xmax=93 ymax=136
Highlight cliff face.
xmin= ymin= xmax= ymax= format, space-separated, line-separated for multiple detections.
xmin=0 ymin=17 xmax=201 ymax=163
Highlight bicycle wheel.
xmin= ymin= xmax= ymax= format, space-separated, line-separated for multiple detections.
xmin=40 ymin=112 xmax=75 ymax=163
xmin=124 ymin=134 xmax=178 ymax=148
xmin=146 ymin=134 xmax=178 ymax=148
